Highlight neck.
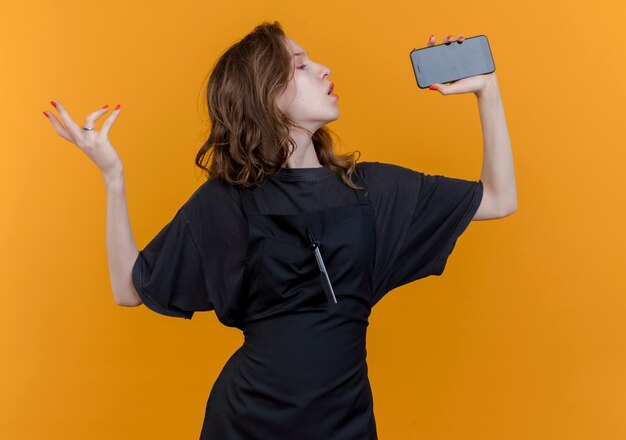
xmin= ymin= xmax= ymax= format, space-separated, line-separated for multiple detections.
xmin=281 ymin=128 xmax=322 ymax=169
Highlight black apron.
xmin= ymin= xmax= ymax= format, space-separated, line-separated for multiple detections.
xmin=200 ymin=172 xmax=378 ymax=439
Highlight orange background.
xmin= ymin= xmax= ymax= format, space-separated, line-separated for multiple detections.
xmin=3 ymin=0 xmax=625 ymax=438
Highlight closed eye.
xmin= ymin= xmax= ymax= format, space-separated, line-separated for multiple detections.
xmin=297 ymin=64 xmax=307 ymax=70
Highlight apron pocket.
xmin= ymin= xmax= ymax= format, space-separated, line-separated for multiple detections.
xmin=259 ymin=237 xmax=327 ymax=310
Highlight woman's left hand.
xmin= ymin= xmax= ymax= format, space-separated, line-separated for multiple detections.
xmin=415 ymin=34 xmax=498 ymax=97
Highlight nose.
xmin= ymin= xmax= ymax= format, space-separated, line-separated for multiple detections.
xmin=322 ymin=66 xmax=331 ymax=79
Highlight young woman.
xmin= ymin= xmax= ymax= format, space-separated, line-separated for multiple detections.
xmin=44 ymin=21 xmax=516 ymax=440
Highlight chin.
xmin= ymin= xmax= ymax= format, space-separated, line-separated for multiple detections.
xmin=326 ymin=111 xmax=340 ymax=124
xmin=308 ymin=112 xmax=340 ymax=131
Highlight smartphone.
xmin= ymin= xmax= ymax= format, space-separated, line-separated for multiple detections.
xmin=409 ymin=34 xmax=495 ymax=89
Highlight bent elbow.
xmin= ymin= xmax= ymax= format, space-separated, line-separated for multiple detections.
xmin=500 ymin=203 xmax=518 ymax=218
xmin=114 ymin=288 xmax=144 ymax=307
xmin=117 ymin=299 xmax=143 ymax=308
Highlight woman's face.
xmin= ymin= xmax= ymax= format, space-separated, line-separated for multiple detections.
xmin=276 ymin=37 xmax=339 ymax=132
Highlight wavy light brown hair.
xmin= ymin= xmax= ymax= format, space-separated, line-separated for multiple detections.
xmin=195 ymin=21 xmax=364 ymax=190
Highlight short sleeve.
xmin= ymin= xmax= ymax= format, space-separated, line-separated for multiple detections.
xmin=131 ymin=178 xmax=248 ymax=324
xmin=361 ymin=162 xmax=483 ymax=305
xmin=132 ymin=208 xmax=213 ymax=320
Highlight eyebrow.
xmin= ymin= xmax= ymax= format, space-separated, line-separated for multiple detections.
xmin=292 ymin=51 xmax=308 ymax=58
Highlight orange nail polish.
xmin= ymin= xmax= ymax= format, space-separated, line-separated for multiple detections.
xmin=115 ymin=104 xmax=121 ymax=110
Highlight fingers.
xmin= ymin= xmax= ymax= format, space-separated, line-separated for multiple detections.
xmin=84 ymin=106 xmax=113 ymax=132
xmin=49 ymin=100 xmax=84 ymax=141
xmin=443 ymin=34 xmax=464 ymax=44
xmin=45 ymin=111 xmax=76 ymax=143
xmin=429 ymin=78 xmax=465 ymax=95
xmin=425 ymin=34 xmax=465 ymax=47
xmin=99 ymin=105 xmax=122 ymax=138
xmin=44 ymin=101 xmax=122 ymax=144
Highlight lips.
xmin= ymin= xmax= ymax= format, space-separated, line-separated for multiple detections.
xmin=327 ymin=82 xmax=334 ymax=94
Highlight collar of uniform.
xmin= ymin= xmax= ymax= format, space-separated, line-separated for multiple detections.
xmin=272 ymin=166 xmax=335 ymax=181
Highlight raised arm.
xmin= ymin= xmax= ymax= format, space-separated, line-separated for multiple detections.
xmin=473 ymin=75 xmax=517 ymax=219
xmin=44 ymin=100 xmax=142 ymax=307
xmin=425 ymin=34 xmax=518 ymax=220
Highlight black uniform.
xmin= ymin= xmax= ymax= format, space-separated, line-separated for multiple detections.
xmin=132 ymin=161 xmax=483 ymax=439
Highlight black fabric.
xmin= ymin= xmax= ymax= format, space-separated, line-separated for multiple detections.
xmin=131 ymin=208 xmax=211 ymax=319
xmin=199 ymin=169 xmax=378 ymax=439
xmin=131 ymin=161 xmax=483 ymax=321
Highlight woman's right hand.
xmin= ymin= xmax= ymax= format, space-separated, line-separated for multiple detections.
xmin=44 ymin=100 xmax=124 ymax=180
